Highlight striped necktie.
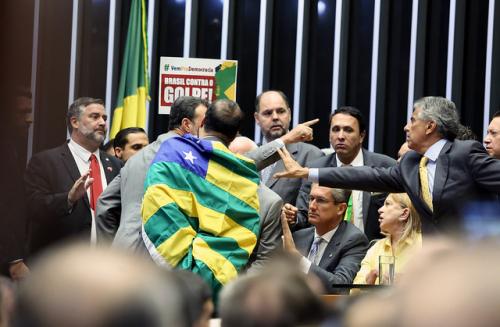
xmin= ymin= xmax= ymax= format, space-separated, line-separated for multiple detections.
xmin=308 ymin=236 xmax=323 ymax=264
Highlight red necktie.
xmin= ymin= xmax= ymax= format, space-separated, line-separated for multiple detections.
xmin=89 ymin=154 xmax=103 ymax=210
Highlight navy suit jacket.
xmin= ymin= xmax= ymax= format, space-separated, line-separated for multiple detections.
xmin=318 ymin=140 xmax=500 ymax=234
xmin=293 ymin=221 xmax=368 ymax=294
xmin=25 ymin=142 xmax=122 ymax=257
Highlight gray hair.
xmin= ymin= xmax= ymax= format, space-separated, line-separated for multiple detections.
xmin=67 ymin=97 xmax=105 ymax=134
xmin=330 ymin=188 xmax=351 ymax=204
xmin=414 ymin=96 xmax=460 ymax=140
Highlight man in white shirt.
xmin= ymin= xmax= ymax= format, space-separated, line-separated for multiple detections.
xmin=282 ymin=184 xmax=368 ymax=293
xmin=25 ymin=97 xmax=122 ymax=257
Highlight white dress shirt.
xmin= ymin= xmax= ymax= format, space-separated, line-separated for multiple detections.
xmin=336 ymin=150 xmax=364 ymax=231
xmin=422 ymin=139 xmax=447 ymax=196
xmin=67 ymin=139 xmax=108 ymax=244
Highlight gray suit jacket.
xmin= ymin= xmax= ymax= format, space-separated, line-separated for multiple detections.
xmin=246 ymin=184 xmax=283 ymax=272
xmin=265 ymin=142 xmax=323 ymax=205
xmin=95 ymin=132 xmax=285 ymax=251
xmin=317 ymin=140 xmax=500 ymax=234
xmin=293 ymin=221 xmax=368 ymax=294
xmin=294 ymin=149 xmax=396 ymax=240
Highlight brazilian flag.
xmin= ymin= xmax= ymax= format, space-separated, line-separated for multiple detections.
xmin=110 ymin=0 xmax=149 ymax=139
xmin=141 ymin=134 xmax=260 ymax=297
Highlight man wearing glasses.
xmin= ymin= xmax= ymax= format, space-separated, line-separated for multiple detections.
xmin=281 ymin=184 xmax=368 ymax=293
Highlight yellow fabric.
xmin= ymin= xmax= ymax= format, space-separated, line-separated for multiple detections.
xmin=156 ymin=227 xmax=197 ymax=266
xmin=141 ymin=184 xmax=257 ymax=255
xmin=110 ymin=86 xmax=147 ymax=139
xmin=224 ymin=83 xmax=236 ymax=99
xmin=206 ymin=157 xmax=260 ymax=212
xmin=192 ymin=237 xmax=238 ymax=285
xmin=419 ymin=156 xmax=433 ymax=211
xmin=353 ymin=232 xmax=422 ymax=285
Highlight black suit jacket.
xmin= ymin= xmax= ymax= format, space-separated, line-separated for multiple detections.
xmin=25 ymin=142 xmax=122 ymax=257
xmin=318 ymin=140 xmax=500 ymax=234
xmin=293 ymin=221 xmax=368 ymax=294
xmin=294 ymin=149 xmax=396 ymax=240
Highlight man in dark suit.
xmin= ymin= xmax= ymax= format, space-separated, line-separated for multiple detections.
xmin=255 ymin=90 xmax=324 ymax=205
xmin=283 ymin=107 xmax=396 ymax=240
xmin=275 ymin=96 xmax=500 ymax=235
xmin=282 ymin=184 xmax=368 ymax=293
xmin=25 ymin=97 xmax=122 ymax=257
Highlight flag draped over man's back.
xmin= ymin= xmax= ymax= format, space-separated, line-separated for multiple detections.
xmin=141 ymin=134 xmax=260 ymax=295
xmin=110 ymin=0 xmax=149 ymax=139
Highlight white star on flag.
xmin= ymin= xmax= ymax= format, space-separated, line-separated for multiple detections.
xmin=183 ymin=151 xmax=197 ymax=164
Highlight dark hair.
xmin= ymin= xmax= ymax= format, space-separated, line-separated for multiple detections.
xmin=330 ymin=106 xmax=366 ymax=134
xmin=456 ymin=124 xmax=477 ymax=141
xmin=204 ymin=99 xmax=244 ymax=142
xmin=255 ymin=90 xmax=290 ymax=112
xmin=493 ymin=111 xmax=500 ymax=119
xmin=113 ymin=127 xmax=146 ymax=149
xmin=168 ymin=96 xmax=209 ymax=131
xmin=67 ymin=97 xmax=105 ymax=134
xmin=101 ymin=139 xmax=114 ymax=152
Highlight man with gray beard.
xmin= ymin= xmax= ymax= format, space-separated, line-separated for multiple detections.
xmin=25 ymin=97 xmax=122 ymax=257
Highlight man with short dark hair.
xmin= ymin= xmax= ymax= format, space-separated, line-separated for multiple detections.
xmin=284 ymin=107 xmax=396 ymax=240
xmin=112 ymin=127 xmax=149 ymax=162
xmin=96 ymin=96 xmax=208 ymax=249
xmin=25 ymin=97 xmax=122 ymax=256
xmin=484 ymin=111 xmax=500 ymax=159
xmin=255 ymin=90 xmax=323 ymax=205
xmin=276 ymin=96 xmax=500 ymax=235
xmin=282 ymin=184 xmax=368 ymax=293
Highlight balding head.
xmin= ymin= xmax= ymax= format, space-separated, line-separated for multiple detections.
xmin=228 ymin=136 xmax=257 ymax=154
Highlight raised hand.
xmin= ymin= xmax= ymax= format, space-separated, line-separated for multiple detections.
xmin=280 ymin=118 xmax=319 ymax=144
xmin=273 ymin=147 xmax=309 ymax=179
xmin=282 ymin=203 xmax=298 ymax=225
xmin=68 ymin=170 xmax=93 ymax=206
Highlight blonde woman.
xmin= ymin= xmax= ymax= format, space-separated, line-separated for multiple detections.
xmin=353 ymin=193 xmax=422 ymax=285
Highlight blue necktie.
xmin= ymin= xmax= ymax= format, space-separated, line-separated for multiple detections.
xmin=308 ymin=237 xmax=323 ymax=264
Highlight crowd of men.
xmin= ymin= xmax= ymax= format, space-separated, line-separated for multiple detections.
xmin=1 ymin=91 xmax=500 ymax=326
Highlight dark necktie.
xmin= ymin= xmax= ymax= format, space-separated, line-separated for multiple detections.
xmin=89 ymin=154 xmax=103 ymax=210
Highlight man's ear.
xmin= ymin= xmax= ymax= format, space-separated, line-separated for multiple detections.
xmin=70 ymin=116 xmax=79 ymax=131
xmin=338 ymin=202 xmax=348 ymax=217
xmin=200 ymin=116 xmax=206 ymax=128
xmin=359 ymin=130 xmax=366 ymax=144
xmin=180 ymin=118 xmax=192 ymax=133
xmin=254 ymin=112 xmax=261 ymax=126
xmin=114 ymin=147 xmax=123 ymax=159
xmin=426 ymin=120 xmax=438 ymax=135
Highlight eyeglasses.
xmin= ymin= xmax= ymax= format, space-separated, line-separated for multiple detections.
xmin=309 ymin=196 xmax=342 ymax=206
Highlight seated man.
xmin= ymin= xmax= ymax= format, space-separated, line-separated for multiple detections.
xmin=282 ymin=184 xmax=368 ymax=293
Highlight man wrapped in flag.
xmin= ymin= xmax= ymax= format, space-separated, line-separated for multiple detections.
xmin=141 ymin=100 xmax=260 ymax=296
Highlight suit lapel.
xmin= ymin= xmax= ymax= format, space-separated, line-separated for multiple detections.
xmin=318 ymin=221 xmax=346 ymax=268
xmin=432 ymin=142 xmax=451 ymax=210
xmin=295 ymin=227 xmax=315 ymax=256
xmin=266 ymin=143 xmax=299 ymax=188
xmin=60 ymin=143 xmax=91 ymax=209
xmin=100 ymin=151 xmax=118 ymax=183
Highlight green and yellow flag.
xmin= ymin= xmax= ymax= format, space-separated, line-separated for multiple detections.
xmin=110 ymin=0 xmax=149 ymax=139
xmin=141 ymin=134 xmax=260 ymax=297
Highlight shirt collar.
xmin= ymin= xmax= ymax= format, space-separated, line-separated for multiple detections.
xmin=424 ymin=139 xmax=447 ymax=162
xmin=336 ymin=148 xmax=364 ymax=167
xmin=68 ymin=138 xmax=100 ymax=162
xmin=314 ymin=225 xmax=338 ymax=243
